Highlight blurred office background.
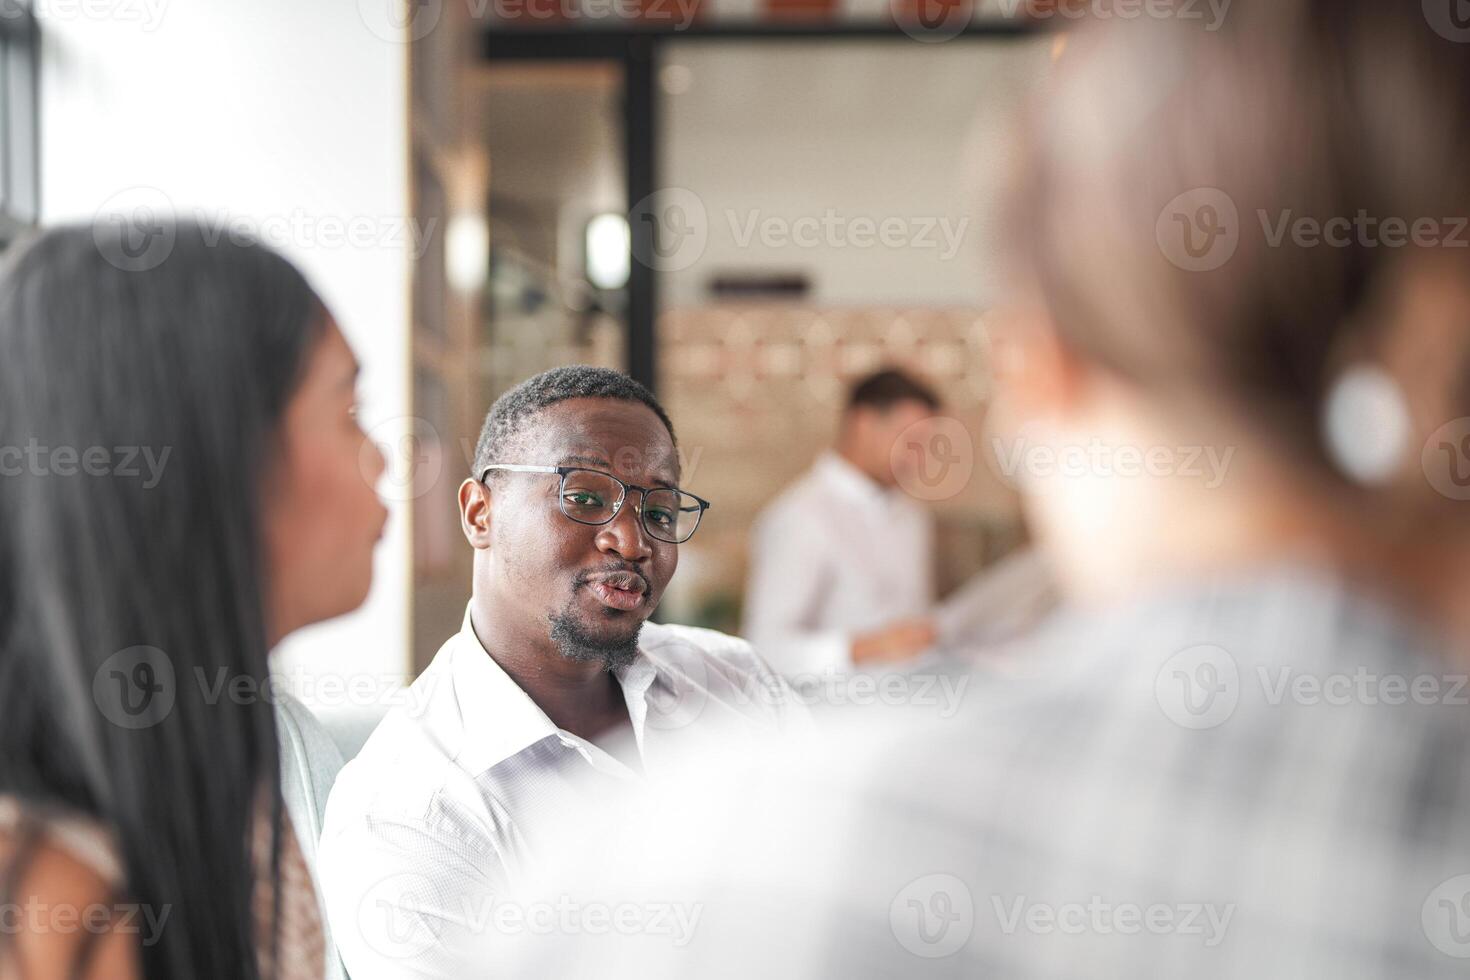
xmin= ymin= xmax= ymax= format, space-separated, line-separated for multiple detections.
xmin=25 ymin=0 xmax=1058 ymax=688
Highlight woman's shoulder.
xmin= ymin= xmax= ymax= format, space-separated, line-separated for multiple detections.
xmin=0 ymin=797 xmax=123 ymax=887
xmin=0 ymin=796 xmax=138 ymax=980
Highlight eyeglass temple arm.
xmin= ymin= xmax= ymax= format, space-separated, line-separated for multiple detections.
xmin=481 ymin=464 xmax=711 ymax=512
xmin=479 ymin=463 xmax=560 ymax=480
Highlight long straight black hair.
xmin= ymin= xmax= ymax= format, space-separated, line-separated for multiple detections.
xmin=0 ymin=221 xmax=328 ymax=978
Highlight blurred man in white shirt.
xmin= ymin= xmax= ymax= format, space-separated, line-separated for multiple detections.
xmin=744 ymin=368 xmax=942 ymax=677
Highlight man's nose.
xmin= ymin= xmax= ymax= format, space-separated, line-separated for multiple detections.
xmin=595 ymin=496 xmax=652 ymax=562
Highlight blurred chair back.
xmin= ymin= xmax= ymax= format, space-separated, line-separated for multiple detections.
xmin=276 ymin=696 xmax=390 ymax=980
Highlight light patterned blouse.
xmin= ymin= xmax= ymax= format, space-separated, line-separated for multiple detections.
xmin=0 ymin=795 xmax=325 ymax=979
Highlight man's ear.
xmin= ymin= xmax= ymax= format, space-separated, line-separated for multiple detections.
xmin=458 ymin=477 xmax=493 ymax=549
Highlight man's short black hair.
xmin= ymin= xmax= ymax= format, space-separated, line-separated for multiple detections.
xmin=845 ymin=367 xmax=941 ymax=413
xmin=472 ymin=365 xmax=677 ymax=476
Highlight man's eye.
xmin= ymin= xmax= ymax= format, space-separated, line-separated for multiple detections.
xmin=647 ymin=509 xmax=674 ymax=527
xmin=566 ymin=492 xmax=603 ymax=507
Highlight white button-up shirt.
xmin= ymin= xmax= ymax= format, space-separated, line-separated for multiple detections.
xmin=318 ymin=605 xmax=805 ymax=979
xmin=743 ymin=451 xmax=935 ymax=676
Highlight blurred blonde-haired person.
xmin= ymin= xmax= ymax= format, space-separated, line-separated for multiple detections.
xmin=503 ymin=4 xmax=1470 ymax=978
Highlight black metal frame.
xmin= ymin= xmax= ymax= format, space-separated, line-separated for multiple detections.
xmin=479 ymin=462 xmax=712 ymax=543
xmin=481 ymin=21 xmax=1041 ymax=392
xmin=0 ymin=0 xmax=38 ymax=247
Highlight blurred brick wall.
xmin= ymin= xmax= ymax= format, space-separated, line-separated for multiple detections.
xmin=659 ymin=303 xmax=1026 ymax=634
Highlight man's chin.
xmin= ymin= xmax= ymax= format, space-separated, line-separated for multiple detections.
xmin=548 ymin=608 xmax=644 ymax=671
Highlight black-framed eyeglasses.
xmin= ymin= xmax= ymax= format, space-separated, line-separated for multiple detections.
xmin=479 ymin=464 xmax=711 ymax=544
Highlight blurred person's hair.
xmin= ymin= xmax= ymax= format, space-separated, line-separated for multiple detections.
xmin=1011 ymin=0 xmax=1470 ymax=487
xmin=472 ymin=365 xmax=676 ymax=480
xmin=0 ymin=223 xmax=326 ymax=979
xmin=845 ymin=368 xmax=941 ymax=413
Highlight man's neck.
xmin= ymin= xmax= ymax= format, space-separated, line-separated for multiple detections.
xmin=468 ymin=601 xmax=632 ymax=744
xmin=832 ymin=444 xmax=885 ymax=489
xmin=1026 ymin=403 xmax=1361 ymax=608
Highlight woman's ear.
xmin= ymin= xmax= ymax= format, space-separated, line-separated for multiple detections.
xmin=458 ymin=477 xmax=493 ymax=549
xmin=1376 ymin=256 xmax=1470 ymax=458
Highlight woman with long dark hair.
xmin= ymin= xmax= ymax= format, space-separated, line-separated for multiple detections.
xmin=0 ymin=221 xmax=388 ymax=979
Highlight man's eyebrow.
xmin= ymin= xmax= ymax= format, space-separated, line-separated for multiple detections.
xmin=560 ymin=453 xmax=611 ymax=469
xmin=560 ymin=453 xmax=680 ymax=488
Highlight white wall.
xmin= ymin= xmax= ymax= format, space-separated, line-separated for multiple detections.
xmin=39 ymin=0 xmax=414 ymax=698
xmin=660 ymin=39 xmax=1051 ymax=308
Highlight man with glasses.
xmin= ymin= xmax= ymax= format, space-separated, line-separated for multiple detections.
xmin=319 ymin=366 xmax=803 ymax=978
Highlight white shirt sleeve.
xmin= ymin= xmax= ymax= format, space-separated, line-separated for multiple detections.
xmin=916 ymin=504 xmax=938 ymax=607
xmin=319 ymin=798 xmax=514 ymax=979
xmin=741 ymin=503 xmax=853 ymax=677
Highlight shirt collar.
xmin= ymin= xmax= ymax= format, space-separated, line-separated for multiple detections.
xmin=447 ymin=604 xmax=670 ymax=776
xmin=448 ymin=605 xmax=558 ymax=775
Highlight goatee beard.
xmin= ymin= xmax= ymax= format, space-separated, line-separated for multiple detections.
xmin=548 ymin=609 xmax=642 ymax=671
